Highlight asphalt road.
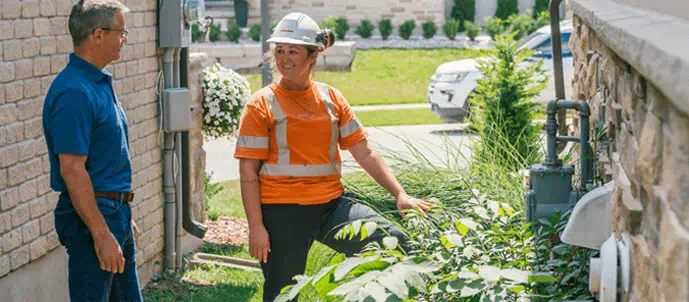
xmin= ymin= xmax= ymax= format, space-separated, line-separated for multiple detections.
xmin=203 ymin=123 xmax=476 ymax=183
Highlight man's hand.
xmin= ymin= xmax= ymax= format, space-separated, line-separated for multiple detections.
xmin=132 ymin=219 xmax=140 ymax=247
xmin=396 ymin=193 xmax=433 ymax=218
xmin=93 ymin=231 xmax=125 ymax=274
xmin=248 ymin=224 xmax=271 ymax=263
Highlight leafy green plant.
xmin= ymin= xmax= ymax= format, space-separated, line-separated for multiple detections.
xmin=506 ymin=13 xmax=534 ymax=40
xmin=495 ymin=0 xmax=519 ymax=21
xmin=398 ymin=19 xmax=416 ymax=40
xmin=464 ymin=21 xmax=481 ymax=41
xmin=470 ymin=33 xmax=547 ymax=170
xmin=421 ymin=21 xmax=437 ymax=39
xmin=335 ymin=17 xmax=349 ymax=40
xmin=320 ymin=15 xmax=339 ymax=31
xmin=204 ymin=172 xmax=223 ymax=219
xmin=484 ymin=17 xmax=504 ymax=41
xmin=533 ymin=0 xmax=549 ymax=17
xmin=249 ymin=23 xmax=261 ymax=42
xmin=225 ymin=23 xmax=242 ymax=43
xmin=451 ymin=0 xmax=476 ymax=31
xmin=192 ymin=23 xmax=204 ymax=42
xmin=208 ymin=23 xmax=222 ymax=42
xmin=533 ymin=11 xmax=550 ymax=31
xmin=443 ymin=19 xmax=460 ymax=40
xmin=378 ymin=19 xmax=393 ymax=40
xmin=355 ymin=19 xmax=375 ymax=38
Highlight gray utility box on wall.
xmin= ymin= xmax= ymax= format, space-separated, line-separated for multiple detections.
xmin=159 ymin=0 xmax=206 ymax=48
xmin=525 ymin=164 xmax=579 ymax=222
xmin=163 ymin=88 xmax=192 ymax=132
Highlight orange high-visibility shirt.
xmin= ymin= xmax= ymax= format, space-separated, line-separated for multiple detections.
xmin=234 ymin=82 xmax=367 ymax=205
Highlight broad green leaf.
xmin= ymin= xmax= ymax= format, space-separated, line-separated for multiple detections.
xmin=455 ymin=221 xmax=469 ymax=236
xmin=507 ymin=285 xmax=525 ymax=293
xmin=334 ymin=256 xmax=381 ymax=281
xmin=448 ymin=278 xmax=466 ymax=293
xmin=361 ymin=221 xmax=378 ymax=240
xmin=478 ymin=265 xmax=501 ymax=282
xmin=501 ymin=203 xmax=514 ymax=216
xmin=460 ymin=218 xmax=479 ymax=231
xmin=458 ymin=269 xmax=479 ymax=279
xmin=396 ymin=258 xmax=440 ymax=274
xmin=405 ymin=272 xmax=427 ymax=293
xmin=364 ymin=282 xmax=390 ymax=302
xmin=350 ymin=260 xmax=391 ymax=277
xmin=460 ymin=286 xmax=481 ymax=297
xmin=473 ymin=207 xmax=490 ymax=220
xmin=528 ymin=272 xmax=558 ymax=283
xmin=329 ymin=253 xmax=346 ymax=266
xmin=501 ymin=268 xmax=529 ymax=283
xmin=312 ymin=264 xmax=337 ymax=286
xmin=487 ymin=201 xmax=500 ymax=214
xmin=350 ymin=220 xmax=362 ymax=240
xmin=463 ymin=246 xmax=477 ymax=259
xmin=383 ymin=236 xmax=399 ymax=250
xmin=378 ymin=272 xmax=409 ymax=299
xmin=330 ymin=271 xmax=385 ymax=296
xmin=274 ymin=275 xmax=313 ymax=302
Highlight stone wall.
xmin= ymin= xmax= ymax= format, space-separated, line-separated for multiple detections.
xmin=569 ymin=0 xmax=689 ymax=300
xmin=0 ymin=0 xmax=206 ymax=297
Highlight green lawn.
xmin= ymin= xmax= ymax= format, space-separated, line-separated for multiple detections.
xmin=143 ymin=180 xmax=339 ymax=302
xmin=356 ymin=108 xmax=444 ymax=127
xmin=245 ymin=48 xmax=487 ymax=106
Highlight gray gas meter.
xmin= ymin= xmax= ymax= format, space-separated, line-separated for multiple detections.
xmin=159 ymin=0 xmax=206 ymax=48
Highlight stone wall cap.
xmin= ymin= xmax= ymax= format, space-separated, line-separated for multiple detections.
xmin=572 ymin=0 xmax=689 ymax=116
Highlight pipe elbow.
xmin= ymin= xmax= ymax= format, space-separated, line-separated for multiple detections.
xmin=549 ymin=0 xmax=562 ymax=13
xmin=577 ymin=100 xmax=591 ymax=116
xmin=546 ymin=99 xmax=559 ymax=114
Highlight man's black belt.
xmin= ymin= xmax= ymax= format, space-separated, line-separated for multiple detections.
xmin=94 ymin=191 xmax=135 ymax=203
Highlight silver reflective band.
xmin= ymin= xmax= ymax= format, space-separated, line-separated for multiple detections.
xmin=263 ymin=88 xmax=290 ymax=165
xmin=315 ymin=82 xmax=339 ymax=163
xmin=237 ymin=136 xmax=269 ymax=149
xmin=259 ymin=163 xmax=342 ymax=177
xmin=340 ymin=118 xmax=363 ymax=138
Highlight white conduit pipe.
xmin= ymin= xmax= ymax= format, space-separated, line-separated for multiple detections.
xmin=162 ymin=47 xmax=177 ymax=270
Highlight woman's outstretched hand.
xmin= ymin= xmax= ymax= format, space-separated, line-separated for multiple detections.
xmin=395 ymin=193 xmax=434 ymax=217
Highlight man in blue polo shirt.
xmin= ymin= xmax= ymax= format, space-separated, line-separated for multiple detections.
xmin=42 ymin=1 xmax=142 ymax=301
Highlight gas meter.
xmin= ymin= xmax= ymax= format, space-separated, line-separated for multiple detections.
xmin=159 ymin=0 xmax=206 ymax=48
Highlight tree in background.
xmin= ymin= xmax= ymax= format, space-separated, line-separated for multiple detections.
xmin=495 ymin=0 xmax=519 ymax=21
xmin=470 ymin=33 xmax=547 ymax=170
xmin=451 ymin=0 xmax=475 ymax=31
xmin=533 ymin=0 xmax=550 ymax=17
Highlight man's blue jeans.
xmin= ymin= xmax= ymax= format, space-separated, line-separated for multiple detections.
xmin=54 ymin=194 xmax=142 ymax=302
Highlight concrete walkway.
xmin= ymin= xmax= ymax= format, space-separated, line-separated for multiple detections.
xmin=204 ymin=123 xmax=475 ymax=183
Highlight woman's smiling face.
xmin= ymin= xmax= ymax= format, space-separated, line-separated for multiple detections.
xmin=274 ymin=43 xmax=316 ymax=84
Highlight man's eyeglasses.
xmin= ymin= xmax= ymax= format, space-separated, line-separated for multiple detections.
xmin=94 ymin=28 xmax=129 ymax=40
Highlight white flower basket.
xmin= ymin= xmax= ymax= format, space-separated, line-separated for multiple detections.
xmin=201 ymin=63 xmax=251 ymax=139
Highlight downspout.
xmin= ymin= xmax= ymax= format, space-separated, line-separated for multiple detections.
xmin=180 ymin=47 xmax=207 ymax=238
xmin=549 ymin=0 xmax=568 ymax=144
xmin=162 ymin=48 xmax=177 ymax=270
xmin=173 ymin=48 xmax=184 ymax=270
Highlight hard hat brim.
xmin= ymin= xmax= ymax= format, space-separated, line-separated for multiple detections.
xmin=267 ymin=36 xmax=320 ymax=47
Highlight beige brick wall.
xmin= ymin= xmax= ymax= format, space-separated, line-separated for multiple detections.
xmin=570 ymin=13 xmax=689 ymax=302
xmin=0 ymin=0 xmax=192 ymax=290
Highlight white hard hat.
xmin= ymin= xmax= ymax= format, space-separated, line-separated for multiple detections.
xmin=268 ymin=12 xmax=335 ymax=49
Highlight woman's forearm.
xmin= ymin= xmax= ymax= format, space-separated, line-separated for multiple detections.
xmin=350 ymin=140 xmax=405 ymax=199
xmin=239 ymin=159 xmax=264 ymax=229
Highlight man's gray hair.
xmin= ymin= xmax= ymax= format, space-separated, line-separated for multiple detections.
xmin=69 ymin=0 xmax=130 ymax=47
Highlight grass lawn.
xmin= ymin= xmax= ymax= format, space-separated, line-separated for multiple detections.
xmin=143 ymin=180 xmax=339 ymax=302
xmin=245 ymin=48 xmax=487 ymax=106
xmin=356 ymin=108 xmax=444 ymax=127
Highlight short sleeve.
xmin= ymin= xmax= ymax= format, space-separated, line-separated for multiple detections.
xmin=331 ymin=87 xmax=367 ymax=150
xmin=47 ymin=89 xmax=94 ymax=156
xmin=234 ymin=100 xmax=271 ymax=160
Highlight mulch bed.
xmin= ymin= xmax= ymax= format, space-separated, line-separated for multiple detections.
xmin=202 ymin=216 xmax=250 ymax=246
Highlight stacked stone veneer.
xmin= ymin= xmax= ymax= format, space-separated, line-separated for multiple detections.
xmin=569 ymin=10 xmax=689 ymax=302
xmin=0 ymin=0 xmax=206 ymax=291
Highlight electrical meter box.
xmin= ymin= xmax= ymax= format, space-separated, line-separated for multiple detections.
xmin=163 ymin=88 xmax=192 ymax=132
xmin=159 ymin=0 xmax=206 ymax=48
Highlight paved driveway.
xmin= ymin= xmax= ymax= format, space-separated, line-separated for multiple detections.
xmin=204 ymin=124 xmax=476 ymax=183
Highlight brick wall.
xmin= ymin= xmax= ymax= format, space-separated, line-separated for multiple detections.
xmin=570 ymin=2 xmax=689 ymax=300
xmin=0 ymin=0 xmax=172 ymax=289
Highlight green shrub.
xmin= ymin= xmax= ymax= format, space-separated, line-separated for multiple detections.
xmin=191 ymin=23 xmax=204 ymax=42
xmin=464 ymin=21 xmax=481 ymax=41
xmin=335 ymin=17 xmax=349 ymax=40
xmin=398 ymin=19 xmax=416 ymax=40
xmin=203 ymin=172 xmax=223 ymax=218
xmin=249 ymin=23 xmax=261 ymax=41
xmin=451 ymin=0 xmax=476 ymax=31
xmin=533 ymin=0 xmax=549 ymax=17
xmin=495 ymin=0 xmax=519 ymax=20
xmin=319 ymin=15 xmax=338 ymax=31
xmin=378 ymin=19 xmax=393 ymax=40
xmin=484 ymin=17 xmax=504 ymax=40
xmin=533 ymin=11 xmax=550 ymax=31
xmin=442 ymin=19 xmax=460 ymax=40
xmin=471 ymin=34 xmax=546 ymax=170
xmin=354 ymin=19 xmax=375 ymax=38
xmin=225 ymin=23 xmax=242 ymax=43
xmin=506 ymin=14 xmax=533 ymax=40
xmin=208 ymin=24 xmax=221 ymax=42
xmin=421 ymin=21 xmax=437 ymax=39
